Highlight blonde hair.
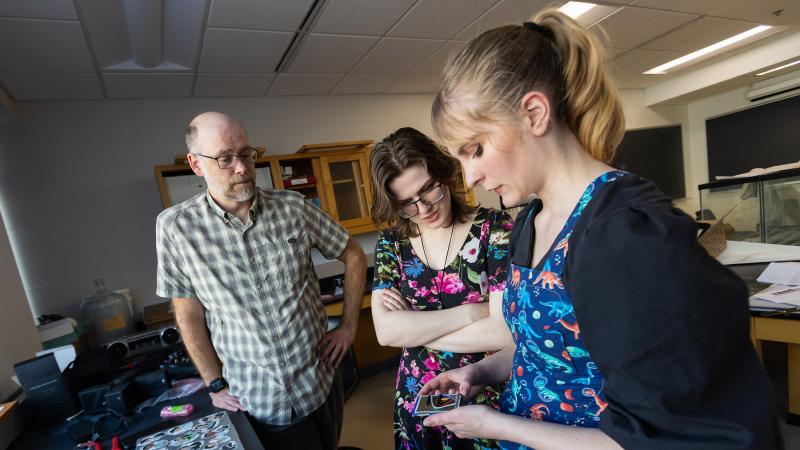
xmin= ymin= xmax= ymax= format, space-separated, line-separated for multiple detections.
xmin=432 ymin=8 xmax=624 ymax=163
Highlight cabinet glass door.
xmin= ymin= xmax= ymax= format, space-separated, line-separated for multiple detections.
xmin=322 ymin=154 xmax=371 ymax=229
xmin=328 ymin=158 xmax=369 ymax=221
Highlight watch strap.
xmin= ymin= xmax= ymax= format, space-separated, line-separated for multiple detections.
xmin=208 ymin=377 xmax=228 ymax=393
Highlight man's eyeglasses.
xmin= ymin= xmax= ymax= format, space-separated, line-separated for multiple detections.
xmin=397 ymin=183 xmax=446 ymax=219
xmin=196 ymin=147 xmax=258 ymax=169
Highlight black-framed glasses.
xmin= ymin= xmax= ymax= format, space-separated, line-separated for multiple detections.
xmin=196 ymin=147 xmax=258 ymax=169
xmin=397 ymin=183 xmax=445 ymax=218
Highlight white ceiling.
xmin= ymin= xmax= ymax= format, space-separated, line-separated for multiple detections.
xmin=0 ymin=0 xmax=798 ymax=102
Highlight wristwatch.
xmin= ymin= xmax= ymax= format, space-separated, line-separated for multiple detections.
xmin=208 ymin=377 xmax=229 ymax=393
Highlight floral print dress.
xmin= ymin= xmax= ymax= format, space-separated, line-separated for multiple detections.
xmin=373 ymin=207 xmax=513 ymax=450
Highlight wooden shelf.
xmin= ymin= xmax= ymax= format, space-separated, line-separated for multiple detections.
xmin=331 ymin=178 xmax=355 ymax=185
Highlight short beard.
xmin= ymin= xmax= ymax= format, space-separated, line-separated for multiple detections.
xmin=225 ymin=175 xmax=255 ymax=201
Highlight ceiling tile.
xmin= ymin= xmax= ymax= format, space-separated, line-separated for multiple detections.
xmin=0 ymin=73 xmax=102 ymax=100
xmin=710 ymin=0 xmax=800 ymax=26
xmin=606 ymin=47 xmax=630 ymax=58
xmin=104 ymin=73 xmax=194 ymax=98
xmin=350 ymin=37 xmax=444 ymax=74
xmin=611 ymin=48 xmax=683 ymax=74
xmin=666 ymin=0 xmax=731 ymax=15
xmin=614 ymin=72 xmax=660 ymax=89
xmin=0 ymin=0 xmax=77 ymax=20
xmin=455 ymin=0 xmax=550 ymax=40
xmin=194 ymin=74 xmax=274 ymax=97
xmin=386 ymin=74 xmax=441 ymax=93
xmin=199 ymin=28 xmax=293 ymax=73
xmin=630 ymin=0 xmax=691 ymax=9
xmin=287 ymin=34 xmax=378 ymax=74
xmin=388 ymin=0 xmax=498 ymax=39
xmin=312 ymin=0 xmax=416 ymax=35
xmin=78 ymin=0 xmax=129 ymax=68
xmin=163 ymin=0 xmax=207 ymax=68
xmin=597 ymin=6 xmax=698 ymax=49
xmin=576 ymin=5 xmax=625 ymax=27
xmin=207 ymin=0 xmax=314 ymax=31
xmin=331 ymin=74 xmax=402 ymax=94
xmin=640 ymin=17 xmax=754 ymax=52
xmin=411 ymin=41 xmax=466 ymax=74
xmin=268 ymin=74 xmax=342 ymax=96
xmin=0 ymin=18 xmax=95 ymax=72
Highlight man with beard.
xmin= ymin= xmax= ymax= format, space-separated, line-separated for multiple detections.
xmin=156 ymin=112 xmax=366 ymax=450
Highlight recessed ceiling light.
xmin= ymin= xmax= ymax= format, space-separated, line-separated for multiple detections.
xmin=643 ymin=25 xmax=772 ymax=75
xmin=756 ymin=59 xmax=800 ymax=76
xmin=559 ymin=2 xmax=596 ymax=19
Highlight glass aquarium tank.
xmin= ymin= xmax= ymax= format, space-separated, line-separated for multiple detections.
xmin=699 ymin=168 xmax=800 ymax=246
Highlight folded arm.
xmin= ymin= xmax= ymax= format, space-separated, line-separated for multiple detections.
xmin=425 ymin=290 xmax=512 ymax=353
xmin=371 ymin=287 xmax=488 ymax=347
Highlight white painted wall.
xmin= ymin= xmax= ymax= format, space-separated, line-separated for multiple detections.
xmin=3 ymin=87 xmax=756 ymax=321
xmin=0 ymin=119 xmax=41 ymax=398
xmin=0 ymin=94 xmax=441 ymax=319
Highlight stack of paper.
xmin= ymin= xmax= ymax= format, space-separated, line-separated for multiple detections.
xmin=751 ymin=262 xmax=800 ymax=310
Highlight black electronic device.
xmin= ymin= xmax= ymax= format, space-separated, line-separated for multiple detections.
xmin=66 ymin=416 xmax=94 ymax=444
xmin=103 ymin=326 xmax=181 ymax=361
xmin=14 ymin=353 xmax=78 ymax=422
xmin=70 ymin=348 xmax=113 ymax=389
xmin=133 ymin=368 xmax=171 ymax=399
xmin=78 ymin=382 xmax=112 ymax=414
xmin=104 ymin=380 xmax=135 ymax=416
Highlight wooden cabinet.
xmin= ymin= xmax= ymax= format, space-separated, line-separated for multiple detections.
xmin=319 ymin=152 xmax=374 ymax=234
xmin=154 ymin=141 xmax=377 ymax=235
xmin=272 ymin=155 xmax=329 ymax=211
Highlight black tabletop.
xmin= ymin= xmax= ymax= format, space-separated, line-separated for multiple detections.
xmin=9 ymin=389 xmax=263 ymax=450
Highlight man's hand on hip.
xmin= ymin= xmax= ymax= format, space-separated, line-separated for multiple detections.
xmin=210 ymin=388 xmax=245 ymax=412
xmin=320 ymin=324 xmax=356 ymax=367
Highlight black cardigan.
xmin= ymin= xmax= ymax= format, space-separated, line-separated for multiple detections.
xmin=509 ymin=173 xmax=783 ymax=449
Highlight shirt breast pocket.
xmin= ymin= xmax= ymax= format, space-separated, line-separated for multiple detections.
xmin=261 ymin=237 xmax=309 ymax=287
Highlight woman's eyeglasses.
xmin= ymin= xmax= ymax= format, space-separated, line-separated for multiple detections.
xmin=196 ymin=147 xmax=258 ymax=169
xmin=397 ymin=183 xmax=445 ymax=219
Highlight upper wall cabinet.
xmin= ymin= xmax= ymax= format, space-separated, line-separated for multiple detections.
xmin=154 ymin=142 xmax=377 ymax=235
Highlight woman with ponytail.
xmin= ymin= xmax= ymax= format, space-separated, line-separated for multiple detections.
xmin=420 ymin=8 xmax=783 ymax=450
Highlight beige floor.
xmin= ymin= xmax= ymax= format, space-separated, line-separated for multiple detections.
xmin=341 ymin=367 xmax=800 ymax=450
xmin=340 ymin=368 xmax=396 ymax=450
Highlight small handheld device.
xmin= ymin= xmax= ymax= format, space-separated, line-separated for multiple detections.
xmin=159 ymin=403 xmax=194 ymax=418
xmin=412 ymin=393 xmax=461 ymax=417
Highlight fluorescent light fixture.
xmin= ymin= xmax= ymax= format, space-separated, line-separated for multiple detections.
xmin=756 ymin=59 xmax=800 ymax=76
xmin=644 ymin=25 xmax=773 ymax=75
xmin=559 ymin=2 xmax=596 ymax=19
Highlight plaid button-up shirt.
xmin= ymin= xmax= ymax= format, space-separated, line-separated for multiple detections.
xmin=156 ymin=188 xmax=348 ymax=425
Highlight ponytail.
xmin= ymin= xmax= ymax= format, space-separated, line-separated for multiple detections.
xmin=534 ymin=10 xmax=624 ymax=162
xmin=433 ymin=7 xmax=625 ymax=163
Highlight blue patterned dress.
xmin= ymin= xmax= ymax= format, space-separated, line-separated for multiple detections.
xmin=499 ymin=171 xmax=624 ymax=450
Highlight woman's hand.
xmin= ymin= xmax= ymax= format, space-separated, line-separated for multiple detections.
xmin=375 ymin=287 xmax=411 ymax=311
xmin=419 ymin=364 xmax=485 ymax=400
xmin=423 ymin=405 xmax=498 ymax=440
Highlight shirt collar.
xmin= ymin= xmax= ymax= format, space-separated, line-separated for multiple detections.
xmin=204 ymin=189 xmax=261 ymax=223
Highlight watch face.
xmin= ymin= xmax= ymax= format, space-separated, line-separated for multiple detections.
xmin=210 ymin=378 xmax=227 ymax=393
